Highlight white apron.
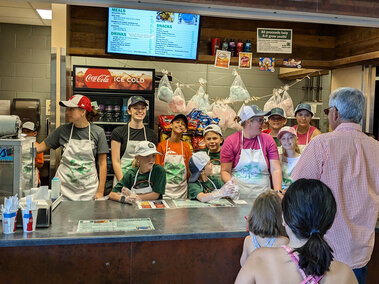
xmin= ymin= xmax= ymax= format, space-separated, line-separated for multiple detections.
xmin=208 ymin=149 xmax=221 ymax=177
xmin=231 ymin=131 xmax=271 ymax=199
xmin=296 ymin=127 xmax=310 ymax=153
xmin=55 ymin=123 xmax=98 ymax=201
xmin=131 ymin=168 xmax=153 ymax=194
xmin=113 ymin=124 xmax=147 ymax=186
xmin=163 ymin=140 xmax=187 ymax=199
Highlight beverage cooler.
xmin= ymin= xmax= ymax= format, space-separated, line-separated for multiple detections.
xmin=73 ymin=66 xmax=155 ymax=188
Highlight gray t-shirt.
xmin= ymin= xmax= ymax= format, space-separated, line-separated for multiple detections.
xmin=45 ymin=123 xmax=109 ymax=157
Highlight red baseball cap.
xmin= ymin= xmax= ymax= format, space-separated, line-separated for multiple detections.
xmin=59 ymin=95 xmax=92 ymax=112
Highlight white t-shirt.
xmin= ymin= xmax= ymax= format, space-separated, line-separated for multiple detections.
xmin=280 ymin=154 xmax=300 ymax=190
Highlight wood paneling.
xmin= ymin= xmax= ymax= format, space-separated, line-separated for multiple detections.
xmin=68 ymin=6 xmax=379 ymax=69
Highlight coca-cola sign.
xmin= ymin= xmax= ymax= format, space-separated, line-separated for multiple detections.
xmin=73 ymin=65 xmax=155 ymax=93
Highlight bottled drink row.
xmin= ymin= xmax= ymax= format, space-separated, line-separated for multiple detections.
xmin=98 ymin=104 xmax=130 ymax=123
xmin=211 ymin=38 xmax=252 ymax=56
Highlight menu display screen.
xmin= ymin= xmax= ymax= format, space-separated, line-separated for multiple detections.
xmin=107 ymin=7 xmax=200 ymax=60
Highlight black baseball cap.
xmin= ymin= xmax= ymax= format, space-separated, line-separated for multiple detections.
xmin=268 ymin=107 xmax=286 ymax=119
xmin=171 ymin=114 xmax=188 ymax=128
xmin=127 ymin=96 xmax=148 ymax=108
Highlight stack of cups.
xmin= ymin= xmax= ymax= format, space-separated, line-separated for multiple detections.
xmin=2 ymin=211 xmax=18 ymax=234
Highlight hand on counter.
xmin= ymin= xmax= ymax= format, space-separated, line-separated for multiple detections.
xmin=94 ymin=191 xmax=104 ymax=200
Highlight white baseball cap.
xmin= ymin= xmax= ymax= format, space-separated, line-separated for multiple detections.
xmin=134 ymin=141 xmax=161 ymax=157
xmin=22 ymin=121 xmax=36 ymax=131
xmin=188 ymin=151 xmax=210 ymax=182
xmin=239 ymin=105 xmax=270 ymax=124
xmin=203 ymin=124 xmax=223 ymax=137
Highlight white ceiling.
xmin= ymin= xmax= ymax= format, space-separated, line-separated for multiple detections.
xmin=0 ymin=1 xmax=51 ymax=26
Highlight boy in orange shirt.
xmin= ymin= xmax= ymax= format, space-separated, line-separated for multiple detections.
xmin=22 ymin=121 xmax=44 ymax=186
xmin=156 ymin=114 xmax=192 ymax=199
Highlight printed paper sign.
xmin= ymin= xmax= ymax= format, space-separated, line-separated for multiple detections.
xmin=73 ymin=66 xmax=155 ymax=92
xmin=238 ymin=52 xmax=252 ymax=69
xmin=214 ymin=50 xmax=231 ymax=69
xmin=259 ymin=57 xmax=275 ymax=72
xmin=257 ymin=28 xmax=292 ymax=54
xmin=137 ymin=200 xmax=170 ymax=209
xmin=77 ymin=218 xmax=155 ymax=233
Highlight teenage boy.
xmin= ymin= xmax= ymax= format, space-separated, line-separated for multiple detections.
xmin=201 ymin=124 xmax=223 ymax=179
xmin=22 ymin=121 xmax=44 ymax=186
xmin=265 ymin=107 xmax=287 ymax=153
xmin=156 ymin=114 xmax=192 ymax=199
xmin=188 ymin=151 xmax=236 ymax=202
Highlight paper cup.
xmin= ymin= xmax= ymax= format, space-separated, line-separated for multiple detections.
xmin=2 ymin=211 xmax=18 ymax=234
xmin=22 ymin=209 xmax=38 ymax=232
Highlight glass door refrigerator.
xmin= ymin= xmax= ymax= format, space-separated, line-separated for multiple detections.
xmin=73 ymin=65 xmax=155 ymax=190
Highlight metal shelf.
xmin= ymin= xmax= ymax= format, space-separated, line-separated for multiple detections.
xmin=287 ymin=117 xmax=320 ymax=120
xmin=94 ymin=121 xmax=149 ymax=125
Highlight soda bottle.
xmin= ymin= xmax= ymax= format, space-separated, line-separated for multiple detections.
xmin=244 ymin=40 xmax=252 ymax=52
xmin=221 ymin=38 xmax=229 ymax=51
xmin=236 ymin=40 xmax=244 ymax=57
xmin=229 ymin=39 xmax=236 ymax=57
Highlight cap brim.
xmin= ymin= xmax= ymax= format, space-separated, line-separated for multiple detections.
xmin=59 ymin=101 xmax=78 ymax=108
xmin=136 ymin=150 xmax=161 ymax=157
xmin=129 ymin=101 xmax=148 ymax=107
xmin=189 ymin=172 xmax=201 ymax=183
xmin=171 ymin=114 xmax=188 ymax=128
xmin=268 ymin=113 xmax=286 ymax=118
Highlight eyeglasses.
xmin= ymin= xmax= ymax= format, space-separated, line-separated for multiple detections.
xmin=249 ymin=118 xmax=265 ymax=124
xmin=323 ymin=106 xmax=337 ymax=115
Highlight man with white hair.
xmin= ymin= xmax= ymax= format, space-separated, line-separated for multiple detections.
xmin=292 ymin=87 xmax=379 ymax=284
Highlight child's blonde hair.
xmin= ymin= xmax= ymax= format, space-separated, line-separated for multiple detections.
xmin=282 ymin=134 xmax=301 ymax=156
xmin=248 ymin=190 xmax=286 ymax=238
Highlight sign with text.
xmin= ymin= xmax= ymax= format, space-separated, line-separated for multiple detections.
xmin=257 ymin=28 xmax=292 ymax=54
xmin=73 ymin=66 xmax=155 ymax=93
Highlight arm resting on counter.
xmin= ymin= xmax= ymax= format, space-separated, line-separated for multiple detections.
xmin=137 ymin=192 xmax=160 ymax=201
xmin=270 ymin=159 xmax=282 ymax=191
xmin=111 ymin=140 xmax=124 ymax=182
xmin=36 ymin=141 xmax=50 ymax=154
xmin=221 ymin=162 xmax=233 ymax=183
xmin=109 ymin=192 xmax=124 ymax=203
xmin=95 ymin=153 xmax=107 ymax=199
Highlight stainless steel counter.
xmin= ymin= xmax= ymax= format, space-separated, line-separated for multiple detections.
xmin=0 ymin=199 xmax=252 ymax=247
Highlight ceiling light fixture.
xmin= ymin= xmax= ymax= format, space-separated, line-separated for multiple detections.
xmin=36 ymin=9 xmax=52 ymax=20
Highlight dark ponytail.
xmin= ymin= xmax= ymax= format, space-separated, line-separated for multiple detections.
xmin=86 ymin=108 xmax=100 ymax=122
xmin=282 ymin=178 xmax=337 ymax=276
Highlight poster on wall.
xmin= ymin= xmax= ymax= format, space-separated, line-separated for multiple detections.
xmin=257 ymin=28 xmax=292 ymax=54
xmin=214 ymin=50 xmax=231 ymax=69
xmin=259 ymin=57 xmax=275 ymax=72
xmin=73 ymin=65 xmax=155 ymax=93
xmin=283 ymin=58 xmax=302 ymax=68
xmin=238 ymin=52 xmax=252 ymax=69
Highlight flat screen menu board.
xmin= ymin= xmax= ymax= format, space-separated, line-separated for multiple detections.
xmin=107 ymin=7 xmax=200 ymax=60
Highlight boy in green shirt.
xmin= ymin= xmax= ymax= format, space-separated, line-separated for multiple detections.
xmin=110 ymin=141 xmax=166 ymax=204
xmin=188 ymin=151 xmax=236 ymax=202
xmin=201 ymin=124 xmax=223 ymax=179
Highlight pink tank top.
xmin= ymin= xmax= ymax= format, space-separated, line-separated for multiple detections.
xmin=293 ymin=125 xmax=316 ymax=145
xmin=282 ymin=245 xmax=324 ymax=284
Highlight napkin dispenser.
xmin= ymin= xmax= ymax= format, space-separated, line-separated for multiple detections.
xmin=16 ymin=200 xmax=52 ymax=228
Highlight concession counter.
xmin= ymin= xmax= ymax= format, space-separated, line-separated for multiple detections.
xmin=0 ymin=199 xmax=251 ymax=283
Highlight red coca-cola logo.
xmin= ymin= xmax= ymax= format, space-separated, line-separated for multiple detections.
xmin=83 ymin=68 xmax=112 ymax=89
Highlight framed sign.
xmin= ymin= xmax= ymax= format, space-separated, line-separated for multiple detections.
xmin=257 ymin=28 xmax=292 ymax=54
xmin=73 ymin=65 xmax=155 ymax=93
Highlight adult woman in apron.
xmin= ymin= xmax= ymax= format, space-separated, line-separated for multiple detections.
xmin=220 ymin=105 xmax=282 ymax=199
xmin=293 ymin=103 xmax=321 ymax=153
xmin=111 ymin=96 xmax=157 ymax=186
xmin=109 ymin=141 xmax=166 ymax=203
xmin=36 ymin=95 xmax=108 ymax=200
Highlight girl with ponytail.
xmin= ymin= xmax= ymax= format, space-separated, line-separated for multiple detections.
xmin=235 ymin=178 xmax=357 ymax=284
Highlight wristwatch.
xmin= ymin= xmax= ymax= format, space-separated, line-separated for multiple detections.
xmin=120 ymin=195 xmax=126 ymax=204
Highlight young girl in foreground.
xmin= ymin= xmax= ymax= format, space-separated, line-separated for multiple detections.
xmin=278 ymin=126 xmax=301 ymax=191
xmin=236 ymin=179 xmax=357 ymax=284
xmin=240 ymin=190 xmax=288 ymax=266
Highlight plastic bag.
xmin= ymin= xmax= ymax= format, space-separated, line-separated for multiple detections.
xmin=186 ymin=78 xmax=210 ymax=113
xmin=169 ymin=84 xmax=186 ymax=113
xmin=157 ymin=70 xmax=174 ymax=103
xmin=229 ymin=70 xmax=250 ymax=102
xmin=263 ymin=87 xmax=294 ymax=117
xmin=209 ymin=102 xmax=241 ymax=131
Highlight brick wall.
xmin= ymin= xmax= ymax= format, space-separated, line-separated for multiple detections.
xmin=0 ymin=23 xmax=51 ymax=142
